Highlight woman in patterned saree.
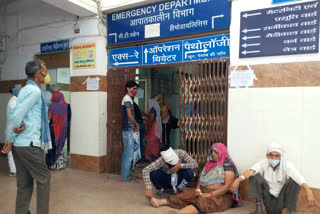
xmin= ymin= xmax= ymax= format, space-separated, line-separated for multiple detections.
xmin=149 ymin=143 xmax=241 ymax=214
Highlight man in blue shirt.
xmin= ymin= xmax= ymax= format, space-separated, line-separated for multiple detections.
xmin=2 ymin=59 xmax=52 ymax=214
xmin=121 ymin=80 xmax=140 ymax=181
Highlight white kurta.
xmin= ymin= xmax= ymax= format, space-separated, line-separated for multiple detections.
xmin=251 ymin=159 xmax=306 ymax=198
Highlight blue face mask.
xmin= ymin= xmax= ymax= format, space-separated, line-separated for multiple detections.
xmin=268 ymin=159 xmax=280 ymax=168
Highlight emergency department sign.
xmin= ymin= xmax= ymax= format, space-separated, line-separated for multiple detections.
xmin=73 ymin=43 xmax=96 ymax=69
xmin=107 ymin=0 xmax=231 ymax=45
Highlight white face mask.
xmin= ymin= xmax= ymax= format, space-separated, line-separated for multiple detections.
xmin=268 ymin=159 xmax=280 ymax=168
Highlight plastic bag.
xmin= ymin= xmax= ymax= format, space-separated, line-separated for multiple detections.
xmin=133 ymin=132 xmax=141 ymax=167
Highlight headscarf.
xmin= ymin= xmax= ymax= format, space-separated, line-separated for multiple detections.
xmin=265 ymin=142 xmax=286 ymax=182
xmin=201 ymin=143 xmax=241 ymax=204
xmin=48 ymin=92 xmax=69 ymax=158
xmin=157 ymin=94 xmax=170 ymax=121
xmin=146 ymin=98 xmax=162 ymax=140
xmin=204 ymin=143 xmax=236 ymax=173
xmin=27 ymin=79 xmax=52 ymax=152
xmin=11 ymin=87 xmax=22 ymax=97
xmin=160 ymin=147 xmax=179 ymax=165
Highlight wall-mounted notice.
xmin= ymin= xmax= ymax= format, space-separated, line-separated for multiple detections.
xmin=108 ymin=34 xmax=230 ymax=68
xmin=107 ymin=0 xmax=231 ymax=45
xmin=86 ymin=77 xmax=100 ymax=91
xmin=229 ymin=69 xmax=257 ymax=87
xmin=73 ymin=43 xmax=96 ymax=69
xmin=239 ymin=0 xmax=319 ymax=58
xmin=57 ymin=68 xmax=70 ymax=84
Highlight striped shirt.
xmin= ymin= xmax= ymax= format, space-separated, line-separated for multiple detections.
xmin=142 ymin=149 xmax=198 ymax=190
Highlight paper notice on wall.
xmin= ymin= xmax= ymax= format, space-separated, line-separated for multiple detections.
xmin=145 ymin=23 xmax=160 ymax=38
xmin=86 ymin=77 xmax=100 ymax=91
xmin=57 ymin=68 xmax=70 ymax=84
xmin=229 ymin=69 xmax=257 ymax=87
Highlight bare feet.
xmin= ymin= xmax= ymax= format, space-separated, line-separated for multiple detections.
xmin=150 ymin=197 xmax=160 ymax=208
xmin=169 ymin=209 xmax=182 ymax=214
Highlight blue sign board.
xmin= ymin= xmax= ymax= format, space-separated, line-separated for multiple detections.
xmin=273 ymin=0 xmax=301 ymax=4
xmin=40 ymin=40 xmax=69 ymax=53
xmin=239 ymin=0 xmax=319 ymax=58
xmin=107 ymin=0 xmax=230 ymax=45
xmin=108 ymin=34 xmax=230 ymax=68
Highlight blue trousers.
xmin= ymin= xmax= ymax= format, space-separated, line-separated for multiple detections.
xmin=121 ymin=130 xmax=134 ymax=181
xmin=150 ymin=168 xmax=194 ymax=191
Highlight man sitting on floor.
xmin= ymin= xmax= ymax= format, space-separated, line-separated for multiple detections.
xmin=143 ymin=145 xmax=198 ymax=200
xmin=230 ymin=142 xmax=315 ymax=214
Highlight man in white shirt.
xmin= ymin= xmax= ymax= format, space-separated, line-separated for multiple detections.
xmin=230 ymin=143 xmax=315 ymax=214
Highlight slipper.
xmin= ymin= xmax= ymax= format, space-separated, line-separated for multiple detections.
xmin=135 ymin=162 xmax=144 ymax=168
xmin=9 ymin=173 xmax=16 ymax=177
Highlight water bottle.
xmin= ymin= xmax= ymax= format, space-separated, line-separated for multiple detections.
xmin=171 ymin=173 xmax=178 ymax=193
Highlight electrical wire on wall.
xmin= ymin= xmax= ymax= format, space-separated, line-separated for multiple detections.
xmin=94 ymin=0 xmax=107 ymax=37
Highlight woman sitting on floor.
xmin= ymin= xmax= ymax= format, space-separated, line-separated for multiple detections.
xmin=148 ymin=142 xmax=241 ymax=214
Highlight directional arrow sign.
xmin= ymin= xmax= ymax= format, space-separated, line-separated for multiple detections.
xmin=242 ymin=28 xmax=261 ymax=34
xmin=185 ymin=49 xmax=208 ymax=58
xmin=109 ymin=34 xmax=230 ymax=67
xmin=240 ymin=1 xmax=319 ymax=58
xmin=242 ymin=35 xmax=261 ymax=41
xmin=144 ymin=49 xmax=148 ymax=64
xmin=241 ymin=50 xmax=261 ymax=55
xmin=242 ymin=12 xmax=261 ymax=18
xmin=113 ymin=61 xmax=139 ymax=66
xmin=241 ymin=43 xmax=261 ymax=48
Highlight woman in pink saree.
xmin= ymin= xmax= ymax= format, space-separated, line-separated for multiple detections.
xmin=144 ymin=98 xmax=162 ymax=161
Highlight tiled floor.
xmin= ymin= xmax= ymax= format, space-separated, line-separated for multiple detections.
xmin=0 ymin=156 xmax=312 ymax=214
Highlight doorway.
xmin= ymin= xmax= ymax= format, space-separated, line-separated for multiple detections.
xmin=135 ymin=66 xmax=181 ymax=149
xmin=106 ymin=58 xmax=229 ymax=173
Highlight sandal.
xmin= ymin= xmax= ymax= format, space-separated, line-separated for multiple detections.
xmin=135 ymin=162 xmax=144 ymax=168
xmin=9 ymin=173 xmax=16 ymax=177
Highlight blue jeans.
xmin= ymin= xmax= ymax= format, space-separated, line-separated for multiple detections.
xmin=121 ymin=130 xmax=135 ymax=181
xmin=150 ymin=168 xmax=194 ymax=191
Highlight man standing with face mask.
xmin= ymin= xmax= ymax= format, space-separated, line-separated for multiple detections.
xmin=229 ymin=143 xmax=315 ymax=214
xmin=121 ymin=80 xmax=140 ymax=182
xmin=1 ymin=59 xmax=52 ymax=214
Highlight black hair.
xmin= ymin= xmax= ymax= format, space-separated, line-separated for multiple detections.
xmin=125 ymin=80 xmax=139 ymax=90
xmin=160 ymin=144 xmax=171 ymax=152
xmin=9 ymin=89 xmax=12 ymax=94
